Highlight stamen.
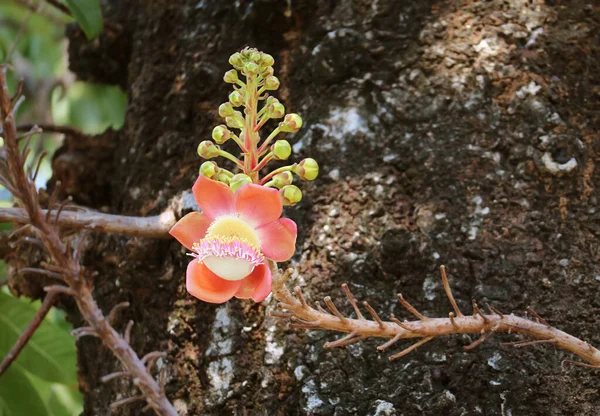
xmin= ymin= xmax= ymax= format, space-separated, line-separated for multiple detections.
xmin=192 ymin=236 xmax=264 ymax=266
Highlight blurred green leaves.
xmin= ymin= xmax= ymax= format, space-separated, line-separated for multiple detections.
xmin=0 ymin=291 xmax=82 ymax=415
xmin=64 ymin=0 xmax=103 ymax=40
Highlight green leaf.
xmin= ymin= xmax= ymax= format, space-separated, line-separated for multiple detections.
xmin=0 ymin=365 xmax=48 ymax=416
xmin=0 ymin=292 xmax=77 ymax=385
xmin=64 ymin=0 xmax=103 ymax=39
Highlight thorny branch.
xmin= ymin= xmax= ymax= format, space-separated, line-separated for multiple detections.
xmin=270 ymin=262 xmax=600 ymax=368
xmin=0 ymin=66 xmax=177 ymax=415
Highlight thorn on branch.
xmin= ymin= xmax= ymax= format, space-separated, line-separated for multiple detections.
xmin=289 ymin=316 xmax=318 ymax=330
xmin=110 ymin=395 xmax=145 ymax=410
xmin=397 ymin=293 xmax=428 ymax=321
xmin=390 ymin=314 xmax=416 ymax=333
xmin=108 ymin=302 xmax=130 ymax=324
xmin=314 ymin=301 xmax=328 ymax=314
xmin=324 ymin=331 xmax=364 ymax=349
xmin=377 ymin=333 xmax=402 ymax=351
xmin=71 ymin=326 xmax=99 ymax=340
xmin=464 ymin=332 xmax=488 ymax=351
xmin=43 ymin=284 xmax=75 ymax=296
xmin=101 ymin=371 xmax=130 ymax=383
xmin=449 ymin=312 xmax=459 ymax=330
xmin=526 ymin=306 xmax=549 ymax=326
xmin=293 ymin=286 xmax=308 ymax=308
xmin=389 ymin=336 xmax=435 ymax=361
xmin=124 ymin=320 xmax=134 ymax=344
xmin=19 ymin=267 xmax=63 ymax=280
xmin=341 ymin=283 xmax=365 ymax=320
xmin=562 ymin=360 xmax=600 ymax=370
xmin=440 ymin=265 xmax=464 ymax=317
xmin=362 ymin=301 xmax=385 ymax=329
xmin=501 ymin=338 xmax=557 ymax=349
xmin=323 ymin=296 xmax=346 ymax=322
xmin=472 ymin=300 xmax=489 ymax=324
xmin=486 ymin=302 xmax=504 ymax=318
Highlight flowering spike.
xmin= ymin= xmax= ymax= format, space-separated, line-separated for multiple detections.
xmin=266 ymin=171 xmax=293 ymax=189
xmin=280 ymin=113 xmax=303 ymax=133
xmin=212 ymin=125 xmax=231 ymax=144
xmin=229 ymin=91 xmax=244 ymax=107
xmin=200 ymin=161 xmax=219 ymax=179
xmin=223 ymin=69 xmax=239 ymax=84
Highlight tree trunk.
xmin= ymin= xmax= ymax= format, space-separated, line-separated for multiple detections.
xmin=60 ymin=0 xmax=600 ymax=414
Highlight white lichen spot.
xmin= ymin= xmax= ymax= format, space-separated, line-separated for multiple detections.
xmin=540 ymin=152 xmax=577 ymax=176
xmin=264 ymin=325 xmax=284 ymax=365
xmin=294 ymin=365 xmax=309 ymax=381
xmin=207 ymin=357 xmax=234 ymax=404
xmin=487 ymin=352 xmax=502 ymax=370
xmin=423 ymin=276 xmax=440 ymax=301
xmin=372 ymin=400 xmax=396 ymax=416
xmin=328 ymin=168 xmax=340 ymax=181
xmin=205 ymin=304 xmax=234 ymax=357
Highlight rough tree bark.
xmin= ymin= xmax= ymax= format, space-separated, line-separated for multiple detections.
xmin=47 ymin=0 xmax=600 ymax=414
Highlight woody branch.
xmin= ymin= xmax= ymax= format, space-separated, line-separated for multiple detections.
xmin=270 ymin=262 xmax=600 ymax=367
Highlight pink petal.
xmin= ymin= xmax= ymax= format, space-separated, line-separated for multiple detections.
xmin=186 ymin=261 xmax=242 ymax=304
xmin=192 ymin=175 xmax=235 ymax=219
xmin=234 ymin=263 xmax=272 ymax=302
xmin=169 ymin=212 xmax=213 ymax=250
xmin=255 ymin=218 xmax=297 ymax=262
xmin=234 ymin=184 xmax=282 ymax=228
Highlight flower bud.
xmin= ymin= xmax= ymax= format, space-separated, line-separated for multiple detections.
xmin=212 ymin=125 xmax=231 ymax=144
xmin=243 ymin=62 xmax=259 ymax=76
xmin=267 ymin=102 xmax=285 ymax=119
xmin=279 ymin=113 xmax=303 ymax=132
xmin=230 ymin=173 xmax=253 ymax=192
xmin=223 ymin=69 xmax=239 ymax=84
xmin=199 ymin=161 xmax=219 ymax=179
xmin=217 ymin=172 xmax=231 ymax=185
xmin=225 ymin=111 xmax=244 ymax=129
xmin=219 ymin=102 xmax=235 ymax=118
xmin=197 ymin=141 xmax=220 ymax=159
xmin=264 ymin=76 xmax=280 ymax=91
xmin=229 ymin=53 xmax=244 ymax=69
xmin=229 ymin=91 xmax=244 ymax=107
xmin=261 ymin=53 xmax=274 ymax=67
xmin=294 ymin=158 xmax=319 ymax=180
xmin=250 ymin=51 xmax=262 ymax=63
xmin=262 ymin=66 xmax=274 ymax=77
xmin=272 ymin=140 xmax=291 ymax=160
xmin=271 ymin=171 xmax=293 ymax=188
xmin=280 ymin=185 xmax=302 ymax=206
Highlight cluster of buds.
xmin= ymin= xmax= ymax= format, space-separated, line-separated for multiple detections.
xmin=196 ymin=47 xmax=319 ymax=206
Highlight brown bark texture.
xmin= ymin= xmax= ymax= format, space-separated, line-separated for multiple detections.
xmin=55 ymin=0 xmax=600 ymax=415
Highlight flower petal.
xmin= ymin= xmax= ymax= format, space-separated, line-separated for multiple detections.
xmin=186 ymin=260 xmax=242 ymax=304
xmin=192 ymin=175 xmax=235 ymax=219
xmin=169 ymin=212 xmax=213 ymax=250
xmin=234 ymin=184 xmax=282 ymax=228
xmin=255 ymin=218 xmax=297 ymax=262
xmin=234 ymin=263 xmax=272 ymax=302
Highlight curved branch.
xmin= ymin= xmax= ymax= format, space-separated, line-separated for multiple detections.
xmin=270 ymin=262 xmax=600 ymax=366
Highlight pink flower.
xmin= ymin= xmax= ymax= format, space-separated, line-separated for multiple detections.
xmin=169 ymin=175 xmax=297 ymax=304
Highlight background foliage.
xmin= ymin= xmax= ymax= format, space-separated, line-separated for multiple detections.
xmin=0 ymin=1 xmax=125 ymax=414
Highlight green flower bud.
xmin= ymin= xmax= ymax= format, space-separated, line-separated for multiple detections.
xmin=229 ymin=90 xmax=244 ymax=107
xmin=279 ymin=113 xmax=303 ymax=133
xmin=225 ymin=111 xmax=245 ymax=129
xmin=262 ymin=66 xmax=274 ymax=77
xmin=223 ymin=69 xmax=239 ymax=84
xmin=272 ymin=140 xmax=291 ymax=160
xmin=199 ymin=161 xmax=219 ymax=179
xmin=230 ymin=173 xmax=253 ymax=192
xmin=229 ymin=53 xmax=244 ymax=69
xmin=294 ymin=158 xmax=319 ymax=180
xmin=219 ymin=102 xmax=235 ymax=118
xmin=264 ymin=76 xmax=280 ymax=91
xmin=243 ymin=62 xmax=259 ymax=76
xmin=250 ymin=51 xmax=262 ymax=63
xmin=212 ymin=125 xmax=231 ymax=144
xmin=271 ymin=171 xmax=293 ymax=188
xmin=217 ymin=172 xmax=231 ymax=185
xmin=268 ymin=102 xmax=285 ymax=119
xmin=280 ymin=185 xmax=302 ymax=206
xmin=197 ymin=141 xmax=220 ymax=159
xmin=261 ymin=53 xmax=274 ymax=67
